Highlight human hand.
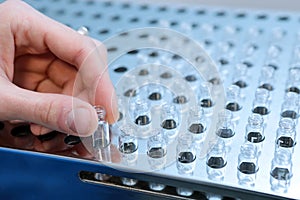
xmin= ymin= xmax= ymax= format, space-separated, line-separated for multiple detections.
xmin=0 ymin=0 xmax=118 ymax=136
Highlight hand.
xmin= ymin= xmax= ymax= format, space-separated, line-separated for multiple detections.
xmin=0 ymin=0 xmax=118 ymax=137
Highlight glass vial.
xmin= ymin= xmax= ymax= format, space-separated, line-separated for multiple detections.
xmin=245 ymin=114 xmax=265 ymax=152
xmin=92 ymin=106 xmax=110 ymax=149
xmin=160 ymin=104 xmax=179 ymax=142
xmin=147 ymin=132 xmax=167 ymax=170
xmin=275 ymin=118 xmax=296 ymax=152
xmin=215 ymin=109 xmax=235 ymax=145
xmin=281 ymin=92 xmax=299 ymax=121
xmin=258 ymin=65 xmax=275 ymax=91
xmin=118 ymin=125 xmax=138 ymax=166
xmin=206 ymin=139 xmax=227 ymax=181
xmin=237 ymin=143 xmax=259 ymax=186
xmin=133 ymin=98 xmax=151 ymax=126
xmin=225 ymin=85 xmax=242 ymax=119
xmin=198 ymin=82 xmax=214 ymax=115
xmin=270 ymin=149 xmax=293 ymax=193
xmin=286 ymin=66 xmax=300 ymax=94
xmin=252 ymin=88 xmax=271 ymax=116
xmin=176 ymin=134 xmax=197 ymax=175
xmin=187 ymin=105 xmax=207 ymax=147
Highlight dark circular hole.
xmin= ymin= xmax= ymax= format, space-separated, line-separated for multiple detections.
xmin=161 ymin=119 xmax=177 ymax=129
xmin=233 ymin=80 xmax=248 ymax=88
xmin=219 ymin=58 xmax=229 ymax=65
xmin=160 ymin=36 xmax=168 ymax=41
xmin=139 ymin=34 xmax=149 ymax=39
xmin=120 ymin=32 xmax=129 ymax=37
xmin=0 ymin=122 xmax=4 ymax=130
xmin=204 ymin=39 xmax=213 ymax=46
xmin=148 ymin=92 xmax=162 ymax=101
xmin=158 ymin=6 xmax=167 ymax=12
xmin=127 ymin=49 xmax=139 ymax=55
xmin=226 ymin=102 xmax=242 ymax=111
xmin=215 ymin=11 xmax=226 ymax=16
xmin=201 ymin=99 xmax=213 ymax=108
xmin=129 ymin=17 xmax=139 ymax=23
xmin=111 ymin=15 xmax=120 ymax=21
xmin=195 ymin=55 xmax=205 ymax=63
xmin=259 ymin=83 xmax=274 ymax=91
xmin=56 ymin=9 xmax=65 ymax=15
xmin=149 ymin=51 xmax=159 ymax=57
xmin=207 ymin=157 xmax=227 ymax=169
xmin=286 ymin=87 xmax=300 ymax=94
xmin=242 ymin=61 xmax=253 ymax=68
xmin=93 ymin=13 xmax=102 ymax=19
xmin=114 ymin=66 xmax=127 ymax=73
xmin=140 ymin=4 xmax=149 ymax=10
xmin=257 ymin=14 xmax=267 ymax=20
xmin=238 ymin=162 xmax=257 ymax=174
xmin=124 ymin=89 xmax=137 ymax=97
xmin=281 ymin=110 xmax=298 ymax=119
xmin=64 ymin=135 xmax=81 ymax=145
xmin=278 ymin=16 xmax=289 ymax=21
xmin=196 ymin=9 xmax=206 ymax=15
xmin=191 ymin=23 xmax=198 ymax=28
xmin=135 ymin=115 xmax=151 ymax=126
xmin=252 ymin=106 xmax=270 ymax=115
xmin=172 ymin=54 xmax=181 ymax=60
xmin=139 ymin=69 xmax=149 ymax=76
xmin=177 ymin=8 xmax=186 ymax=13
xmin=189 ymin=123 xmax=205 ymax=134
xmin=103 ymin=1 xmax=112 ymax=7
xmin=74 ymin=11 xmax=83 ymax=17
xmin=170 ymin=21 xmax=178 ymax=26
xmin=37 ymin=131 xmax=59 ymax=142
xmin=121 ymin=3 xmax=130 ymax=8
xmin=149 ymin=19 xmax=158 ymax=25
xmin=160 ymin=72 xmax=172 ymax=79
xmin=107 ymin=47 xmax=118 ymax=52
xmin=236 ymin=13 xmax=246 ymax=18
xmin=185 ymin=75 xmax=197 ymax=82
xmin=173 ymin=95 xmax=188 ymax=104
xmin=98 ymin=29 xmax=109 ymax=35
xmin=208 ymin=77 xmax=221 ymax=85
xmin=11 ymin=125 xmax=32 ymax=137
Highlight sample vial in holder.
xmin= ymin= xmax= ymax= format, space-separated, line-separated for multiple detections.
xmin=270 ymin=149 xmax=293 ymax=193
xmin=252 ymin=88 xmax=271 ymax=117
xmin=160 ymin=104 xmax=179 ymax=142
xmin=147 ymin=132 xmax=167 ymax=170
xmin=245 ymin=114 xmax=265 ymax=153
xmin=133 ymin=98 xmax=152 ymax=126
xmin=92 ymin=106 xmax=110 ymax=149
xmin=232 ymin=62 xmax=248 ymax=89
xmin=118 ymin=125 xmax=138 ymax=166
xmin=215 ymin=109 xmax=235 ymax=146
xmin=176 ymin=187 xmax=194 ymax=197
xmin=258 ymin=65 xmax=275 ymax=91
xmin=275 ymin=118 xmax=296 ymax=152
xmin=176 ymin=134 xmax=197 ymax=175
xmin=280 ymin=92 xmax=299 ymax=121
xmin=225 ymin=85 xmax=243 ymax=120
xmin=206 ymin=139 xmax=227 ymax=181
xmin=237 ymin=143 xmax=259 ymax=186
xmin=187 ymin=105 xmax=207 ymax=148
xmin=198 ymin=82 xmax=214 ymax=115
xmin=147 ymin=83 xmax=165 ymax=103
xmin=286 ymin=66 xmax=300 ymax=94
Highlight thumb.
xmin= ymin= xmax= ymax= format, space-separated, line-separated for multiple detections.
xmin=2 ymin=84 xmax=98 ymax=137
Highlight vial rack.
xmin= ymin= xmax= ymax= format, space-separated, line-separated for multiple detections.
xmin=1 ymin=0 xmax=300 ymax=199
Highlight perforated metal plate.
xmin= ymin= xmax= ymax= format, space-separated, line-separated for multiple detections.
xmin=3 ymin=0 xmax=300 ymax=199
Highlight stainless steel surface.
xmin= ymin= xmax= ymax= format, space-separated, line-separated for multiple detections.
xmin=2 ymin=0 xmax=300 ymax=199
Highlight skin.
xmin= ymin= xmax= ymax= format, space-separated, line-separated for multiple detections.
xmin=0 ymin=0 xmax=118 ymax=137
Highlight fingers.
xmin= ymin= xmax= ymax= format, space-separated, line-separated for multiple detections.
xmin=0 ymin=80 xmax=98 ymax=136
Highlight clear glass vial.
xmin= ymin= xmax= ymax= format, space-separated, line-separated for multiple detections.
xmin=147 ymin=132 xmax=167 ymax=170
xmin=275 ymin=118 xmax=296 ymax=151
xmin=118 ymin=125 xmax=138 ymax=166
xmin=252 ymin=88 xmax=271 ymax=116
xmin=237 ymin=143 xmax=259 ymax=186
xmin=176 ymin=134 xmax=197 ymax=175
xmin=215 ymin=109 xmax=235 ymax=142
xmin=160 ymin=104 xmax=179 ymax=142
xmin=270 ymin=149 xmax=293 ymax=193
xmin=92 ymin=106 xmax=110 ymax=149
xmin=245 ymin=114 xmax=265 ymax=153
xmin=206 ymin=139 xmax=227 ymax=181
xmin=281 ymin=92 xmax=299 ymax=121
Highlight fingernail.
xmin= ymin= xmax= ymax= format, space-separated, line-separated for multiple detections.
xmin=67 ymin=107 xmax=97 ymax=136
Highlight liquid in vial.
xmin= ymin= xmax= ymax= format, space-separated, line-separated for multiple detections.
xmin=176 ymin=134 xmax=196 ymax=175
xmin=147 ymin=133 xmax=167 ymax=170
